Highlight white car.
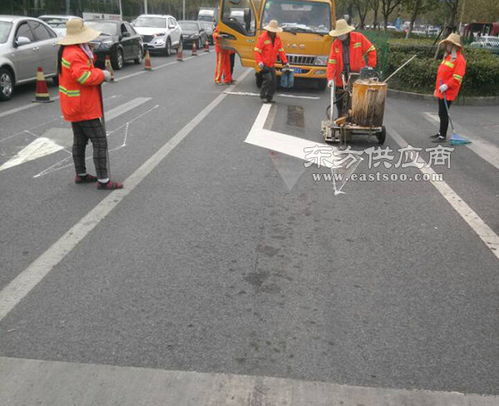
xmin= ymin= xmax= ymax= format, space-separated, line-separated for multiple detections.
xmin=38 ymin=15 xmax=79 ymax=37
xmin=131 ymin=14 xmax=182 ymax=56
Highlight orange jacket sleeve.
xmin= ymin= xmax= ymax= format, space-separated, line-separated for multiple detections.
xmin=69 ymin=51 xmax=105 ymax=87
xmin=446 ymin=55 xmax=466 ymax=90
xmin=254 ymin=35 xmax=264 ymax=65
xmin=326 ymin=43 xmax=337 ymax=81
xmin=361 ymin=34 xmax=376 ymax=68
xmin=277 ymin=37 xmax=288 ymax=64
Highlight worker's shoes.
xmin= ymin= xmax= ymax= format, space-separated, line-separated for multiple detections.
xmin=429 ymin=133 xmax=441 ymax=139
xmin=75 ymin=174 xmax=98 ymax=184
xmin=97 ymin=180 xmax=124 ymax=190
xmin=431 ymin=136 xmax=447 ymax=143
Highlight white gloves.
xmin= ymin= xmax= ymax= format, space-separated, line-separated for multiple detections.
xmin=258 ymin=62 xmax=264 ymax=69
xmin=103 ymin=70 xmax=112 ymax=82
xmin=328 ymin=80 xmax=334 ymax=88
xmin=284 ymin=63 xmax=290 ymax=69
xmin=439 ymin=84 xmax=448 ymax=93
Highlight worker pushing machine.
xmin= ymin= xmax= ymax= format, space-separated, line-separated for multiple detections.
xmin=254 ymin=20 xmax=289 ymax=103
xmin=213 ymin=25 xmax=232 ymax=85
xmin=326 ymin=19 xmax=377 ymax=118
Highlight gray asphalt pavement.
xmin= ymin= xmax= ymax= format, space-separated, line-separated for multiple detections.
xmin=0 ymin=50 xmax=498 ymax=404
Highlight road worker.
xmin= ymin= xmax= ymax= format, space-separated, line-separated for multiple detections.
xmin=57 ymin=18 xmax=123 ymax=190
xmin=254 ymin=20 xmax=289 ymax=103
xmin=431 ymin=33 xmax=467 ymax=143
xmin=213 ymin=25 xmax=232 ymax=85
xmin=326 ymin=19 xmax=377 ymax=118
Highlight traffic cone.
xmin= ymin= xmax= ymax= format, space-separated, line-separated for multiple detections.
xmin=204 ymin=40 xmax=210 ymax=53
xmin=176 ymin=45 xmax=184 ymax=62
xmin=192 ymin=41 xmax=198 ymax=56
xmin=144 ymin=50 xmax=152 ymax=71
xmin=32 ymin=67 xmax=53 ymax=103
xmin=104 ymin=55 xmax=115 ymax=81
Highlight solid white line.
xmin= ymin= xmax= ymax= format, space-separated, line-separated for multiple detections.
xmin=389 ymin=127 xmax=499 ymax=261
xmin=114 ymin=56 xmax=196 ymax=82
xmin=224 ymin=91 xmax=320 ymax=100
xmin=105 ymin=97 xmax=151 ymax=121
xmin=0 ymin=95 xmax=60 ymax=119
xmin=423 ymin=112 xmax=499 ymax=170
xmin=0 ymin=69 xmax=252 ymax=321
xmin=1 ymin=356 xmax=497 ymax=405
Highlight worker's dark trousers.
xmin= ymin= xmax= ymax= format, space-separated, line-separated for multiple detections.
xmin=260 ymin=67 xmax=277 ymax=101
xmin=71 ymin=119 xmax=108 ymax=179
xmin=335 ymin=86 xmax=348 ymax=118
xmin=438 ymin=98 xmax=452 ymax=138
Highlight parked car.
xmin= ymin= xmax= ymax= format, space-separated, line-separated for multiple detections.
xmin=131 ymin=14 xmax=182 ymax=56
xmin=470 ymin=35 xmax=499 ymax=54
xmin=38 ymin=15 xmax=78 ymax=37
xmin=86 ymin=20 xmax=144 ymax=70
xmin=198 ymin=20 xmax=214 ymax=44
xmin=0 ymin=15 xmax=58 ymax=101
xmin=179 ymin=20 xmax=208 ymax=49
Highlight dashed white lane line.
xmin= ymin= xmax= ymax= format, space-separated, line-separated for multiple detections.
xmin=0 ymin=356 xmax=497 ymax=406
xmin=389 ymin=127 xmax=499 ymax=261
xmin=225 ymin=91 xmax=320 ymax=100
xmin=423 ymin=112 xmax=499 ymax=170
xmin=0 ymin=69 xmax=252 ymax=322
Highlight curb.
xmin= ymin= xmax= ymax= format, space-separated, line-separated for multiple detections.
xmin=388 ymin=89 xmax=499 ymax=106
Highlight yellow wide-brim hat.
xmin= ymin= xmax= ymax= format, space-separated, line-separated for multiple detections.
xmin=58 ymin=18 xmax=101 ymax=45
xmin=440 ymin=33 xmax=463 ymax=49
xmin=264 ymin=19 xmax=283 ymax=33
xmin=329 ymin=19 xmax=355 ymax=37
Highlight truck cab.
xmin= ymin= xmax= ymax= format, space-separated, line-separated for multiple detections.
xmin=217 ymin=0 xmax=336 ymax=89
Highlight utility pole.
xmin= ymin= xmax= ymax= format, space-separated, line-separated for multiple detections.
xmin=118 ymin=0 xmax=123 ymax=17
xmin=144 ymin=0 xmax=148 ymax=14
xmin=183 ymin=0 xmax=186 ymax=20
xmin=66 ymin=0 xmax=70 ymax=15
xmin=459 ymin=0 xmax=466 ymax=34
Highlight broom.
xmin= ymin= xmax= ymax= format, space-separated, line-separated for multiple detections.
xmin=441 ymin=81 xmax=471 ymax=145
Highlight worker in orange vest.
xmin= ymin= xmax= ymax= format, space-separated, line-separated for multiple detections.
xmin=213 ymin=25 xmax=232 ymax=85
xmin=431 ymin=33 xmax=467 ymax=143
xmin=326 ymin=19 xmax=377 ymax=117
xmin=254 ymin=20 xmax=289 ymax=103
xmin=57 ymin=18 xmax=123 ymax=190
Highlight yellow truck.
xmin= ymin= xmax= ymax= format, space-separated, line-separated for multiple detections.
xmin=217 ymin=0 xmax=336 ymax=89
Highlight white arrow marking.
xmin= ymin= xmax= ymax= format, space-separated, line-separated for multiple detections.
xmin=0 ymin=137 xmax=65 ymax=172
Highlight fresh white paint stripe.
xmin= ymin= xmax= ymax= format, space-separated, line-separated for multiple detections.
xmin=423 ymin=112 xmax=499 ymax=170
xmin=389 ymin=127 xmax=499 ymax=261
xmin=0 ymin=69 xmax=252 ymax=322
xmin=0 ymin=357 xmax=496 ymax=405
xmin=105 ymin=97 xmax=151 ymax=121
xmin=225 ymin=91 xmax=320 ymax=100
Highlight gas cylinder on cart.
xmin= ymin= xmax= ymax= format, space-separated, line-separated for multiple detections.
xmin=351 ymin=79 xmax=387 ymax=127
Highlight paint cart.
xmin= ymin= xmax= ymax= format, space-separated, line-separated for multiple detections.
xmin=321 ymin=72 xmax=387 ymax=145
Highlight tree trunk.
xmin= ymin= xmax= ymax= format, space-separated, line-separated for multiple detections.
xmin=405 ymin=0 xmax=422 ymax=39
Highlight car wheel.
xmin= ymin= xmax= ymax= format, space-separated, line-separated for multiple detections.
xmin=112 ymin=48 xmax=124 ymax=70
xmin=164 ymin=38 xmax=171 ymax=56
xmin=0 ymin=68 xmax=14 ymax=101
xmin=134 ymin=47 xmax=144 ymax=64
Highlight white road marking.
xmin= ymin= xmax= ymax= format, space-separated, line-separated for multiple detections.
xmin=389 ymin=127 xmax=499 ymax=261
xmin=245 ymin=104 xmax=361 ymax=195
xmin=0 ymin=69 xmax=252 ymax=321
xmin=105 ymin=97 xmax=151 ymax=121
xmin=0 ymin=137 xmax=65 ymax=172
xmin=225 ymin=91 xmax=320 ymax=100
xmin=0 ymin=96 xmax=60 ymax=119
xmin=423 ymin=112 xmax=499 ymax=170
xmin=0 ymin=356 xmax=496 ymax=406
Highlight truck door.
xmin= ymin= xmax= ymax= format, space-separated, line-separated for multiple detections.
xmin=218 ymin=0 xmax=259 ymax=67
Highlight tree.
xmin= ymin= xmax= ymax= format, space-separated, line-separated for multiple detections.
xmin=442 ymin=0 xmax=459 ymax=36
xmin=380 ymin=0 xmax=403 ymax=30
xmin=403 ymin=0 xmax=439 ymax=38
xmin=353 ymin=0 xmax=370 ymax=29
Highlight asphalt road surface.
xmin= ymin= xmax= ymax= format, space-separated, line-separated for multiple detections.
xmin=0 ymin=50 xmax=498 ymax=405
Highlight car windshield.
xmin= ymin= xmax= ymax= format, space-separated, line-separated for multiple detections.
xmin=133 ymin=17 xmax=166 ymax=28
xmin=262 ymin=0 xmax=331 ymax=35
xmin=86 ymin=22 xmax=117 ymax=36
xmin=0 ymin=21 xmax=12 ymax=43
xmin=39 ymin=17 xmax=67 ymax=28
xmin=180 ymin=22 xmax=198 ymax=31
xmin=198 ymin=15 xmax=213 ymax=22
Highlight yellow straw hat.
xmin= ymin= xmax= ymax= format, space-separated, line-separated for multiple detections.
xmin=264 ymin=20 xmax=283 ymax=33
xmin=440 ymin=33 xmax=463 ymax=49
xmin=58 ymin=18 xmax=101 ymax=45
xmin=329 ymin=19 xmax=355 ymax=37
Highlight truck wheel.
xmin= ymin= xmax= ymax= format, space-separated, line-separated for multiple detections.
xmin=377 ymin=126 xmax=386 ymax=145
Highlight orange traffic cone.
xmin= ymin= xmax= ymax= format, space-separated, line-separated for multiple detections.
xmin=33 ymin=67 xmax=53 ymax=103
xmin=192 ymin=41 xmax=198 ymax=56
xmin=176 ymin=45 xmax=184 ymax=62
xmin=104 ymin=55 xmax=115 ymax=81
xmin=144 ymin=50 xmax=152 ymax=71
xmin=204 ymin=40 xmax=210 ymax=53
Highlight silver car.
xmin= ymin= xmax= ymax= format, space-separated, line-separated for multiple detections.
xmin=0 ymin=15 xmax=59 ymax=101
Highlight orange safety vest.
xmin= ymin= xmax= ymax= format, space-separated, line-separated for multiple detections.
xmin=58 ymin=45 xmax=105 ymax=122
xmin=254 ymin=31 xmax=288 ymax=68
xmin=434 ymin=51 xmax=466 ymax=101
xmin=326 ymin=32 xmax=376 ymax=86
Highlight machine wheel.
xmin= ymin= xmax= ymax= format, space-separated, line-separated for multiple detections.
xmin=377 ymin=126 xmax=386 ymax=145
xmin=0 ymin=67 xmax=14 ymax=101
